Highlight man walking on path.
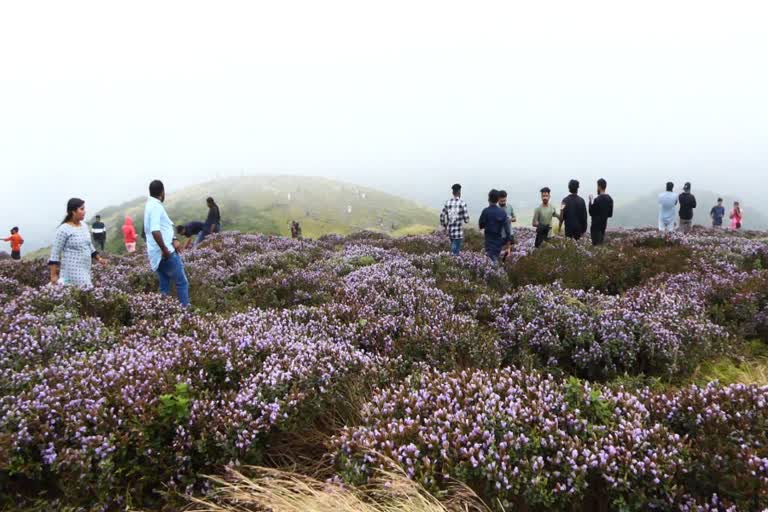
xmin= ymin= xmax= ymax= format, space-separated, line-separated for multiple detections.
xmin=658 ymin=182 xmax=678 ymax=233
xmin=440 ymin=183 xmax=470 ymax=255
xmin=678 ymin=182 xmax=697 ymax=234
xmin=710 ymin=198 xmax=726 ymax=229
xmin=532 ymin=187 xmax=560 ymax=248
xmin=144 ymin=180 xmax=190 ymax=307
xmin=479 ymin=189 xmax=511 ymax=262
xmin=91 ymin=215 xmax=107 ymax=252
xmin=588 ymin=178 xmax=614 ymax=245
xmin=3 ymin=227 xmax=24 ymax=260
xmin=559 ymin=179 xmax=588 ymax=241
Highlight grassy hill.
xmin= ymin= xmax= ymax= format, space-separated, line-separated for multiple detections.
xmin=89 ymin=176 xmax=437 ymax=254
xmin=611 ymin=189 xmax=767 ymax=230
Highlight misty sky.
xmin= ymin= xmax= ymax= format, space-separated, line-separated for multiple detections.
xmin=2 ymin=1 xmax=767 ymax=250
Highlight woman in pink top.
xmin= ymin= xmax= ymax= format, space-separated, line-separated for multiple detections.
xmin=730 ymin=201 xmax=743 ymax=230
xmin=122 ymin=216 xmax=137 ymax=252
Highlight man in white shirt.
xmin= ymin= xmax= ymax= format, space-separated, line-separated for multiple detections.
xmin=658 ymin=182 xmax=678 ymax=233
xmin=144 ymin=180 xmax=189 ymax=306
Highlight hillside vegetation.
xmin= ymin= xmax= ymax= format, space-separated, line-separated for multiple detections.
xmin=2 ymin=227 xmax=768 ymax=510
xmin=93 ymin=175 xmax=437 ymax=253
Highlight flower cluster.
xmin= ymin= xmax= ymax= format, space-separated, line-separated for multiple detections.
xmin=333 ymin=367 xmax=768 ymax=510
xmin=1 ymin=228 xmax=767 ymax=510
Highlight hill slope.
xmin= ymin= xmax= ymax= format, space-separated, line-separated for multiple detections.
xmin=93 ymin=176 xmax=438 ymax=253
xmin=611 ymin=189 xmax=766 ymax=230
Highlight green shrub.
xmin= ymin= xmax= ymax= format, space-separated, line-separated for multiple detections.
xmin=508 ymin=241 xmax=692 ymax=294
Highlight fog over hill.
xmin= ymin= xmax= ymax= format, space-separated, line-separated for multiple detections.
xmin=88 ymin=175 xmax=438 ymax=255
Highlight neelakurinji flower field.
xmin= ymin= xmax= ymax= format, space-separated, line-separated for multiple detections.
xmin=1 ymin=228 xmax=767 ymax=510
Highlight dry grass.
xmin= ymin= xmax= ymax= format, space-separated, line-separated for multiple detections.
xmin=692 ymin=357 xmax=768 ymax=387
xmin=187 ymin=465 xmax=495 ymax=512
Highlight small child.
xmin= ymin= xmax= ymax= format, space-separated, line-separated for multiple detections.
xmin=3 ymin=227 xmax=24 ymax=260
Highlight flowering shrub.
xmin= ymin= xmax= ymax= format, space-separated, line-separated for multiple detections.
xmin=1 ymin=228 xmax=767 ymax=509
xmin=333 ymin=368 xmax=768 ymax=510
xmin=0 ymin=301 xmax=379 ymax=505
xmin=507 ymin=239 xmax=693 ymax=294
xmin=493 ymin=277 xmax=729 ymax=380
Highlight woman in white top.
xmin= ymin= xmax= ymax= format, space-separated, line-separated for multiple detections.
xmin=49 ymin=198 xmax=107 ymax=287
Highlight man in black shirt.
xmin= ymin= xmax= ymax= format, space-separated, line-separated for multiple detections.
xmin=199 ymin=197 xmax=222 ymax=244
xmin=91 ymin=215 xmax=107 ymax=251
xmin=588 ymin=178 xmax=614 ymax=246
xmin=678 ymin=182 xmax=697 ymax=234
xmin=559 ymin=179 xmax=588 ymax=240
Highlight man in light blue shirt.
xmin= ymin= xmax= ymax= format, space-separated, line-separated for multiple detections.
xmin=658 ymin=181 xmax=678 ymax=233
xmin=144 ymin=180 xmax=190 ymax=306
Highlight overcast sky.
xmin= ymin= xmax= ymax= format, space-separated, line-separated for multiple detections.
xmin=2 ymin=0 xmax=767 ymax=250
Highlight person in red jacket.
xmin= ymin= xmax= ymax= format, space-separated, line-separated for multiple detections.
xmin=122 ymin=216 xmax=137 ymax=253
xmin=3 ymin=227 xmax=23 ymax=260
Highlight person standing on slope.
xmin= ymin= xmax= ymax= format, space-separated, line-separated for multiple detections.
xmin=710 ymin=198 xmax=726 ymax=229
xmin=588 ymin=178 xmax=614 ymax=246
xmin=498 ymin=190 xmax=517 ymax=248
xmin=730 ymin=201 xmax=743 ymax=230
xmin=678 ymin=182 xmax=697 ymax=234
xmin=3 ymin=227 xmax=24 ymax=261
xmin=198 ymin=197 xmax=221 ymax=245
xmin=91 ymin=215 xmax=107 ymax=252
xmin=144 ymin=180 xmax=190 ymax=307
xmin=532 ymin=187 xmax=560 ymax=248
xmin=658 ymin=182 xmax=678 ymax=233
xmin=440 ymin=183 xmax=470 ymax=255
xmin=559 ymin=179 xmax=588 ymax=241
xmin=49 ymin=198 xmax=107 ymax=287
xmin=122 ymin=216 xmax=137 ymax=253
xmin=479 ymin=189 xmax=511 ymax=262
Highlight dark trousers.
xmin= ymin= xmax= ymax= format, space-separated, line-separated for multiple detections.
xmin=94 ymin=237 xmax=106 ymax=251
xmin=485 ymin=238 xmax=504 ymax=261
xmin=565 ymin=230 xmax=582 ymax=241
xmin=11 ymin=251 xmax=20 ymax=260
xmin=591 ymin=225 xmax=606 ymax=245
xmin=535 ymin=225 xmax=551 ymax=248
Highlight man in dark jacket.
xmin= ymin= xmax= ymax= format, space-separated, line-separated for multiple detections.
xmin=559 ymin=179 xmax=588 ymax=240
xmin=91 ymin=215 xmax=107 ymax=251
xmin=479 ymin=189 xmax=511 ymax=262
xmin=678 ymin=182 xmax=697 ymax=234
xmin=588 ymin=178 xmax=614 ymax=245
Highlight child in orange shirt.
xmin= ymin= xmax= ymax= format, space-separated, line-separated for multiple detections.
xmin=3 ymin=227 xmax=24 ymax=260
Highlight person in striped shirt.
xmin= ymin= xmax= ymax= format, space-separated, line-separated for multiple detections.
xmin=440 ymin=183 xmax=470 ymax=255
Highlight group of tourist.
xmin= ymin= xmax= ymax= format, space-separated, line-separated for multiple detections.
xmin=442 ymin=180 xmax=746 ymax=261
xmin=658 ymin=182 xmax=743 ymax=232
xmin=40 ymin=180 xmax=222 ymax=307
xmin=441 ymin=179 xmax=614 ymax=260
xmin=0 ymin=177 xmax=751 ymax=308
xmin=71 ymin=198 xmax=221 ymax=256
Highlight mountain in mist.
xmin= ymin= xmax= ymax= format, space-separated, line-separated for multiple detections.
xmin=90 ymin=176 xmax=438 ymax=253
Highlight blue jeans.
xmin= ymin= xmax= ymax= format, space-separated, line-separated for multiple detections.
xmin=450 ymin=238 xmax=463 ymax=255
xmin=196 ymin=223 xmax=220 ymax=245
xmin=156 ymin=252 xmax=190 ymax=307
